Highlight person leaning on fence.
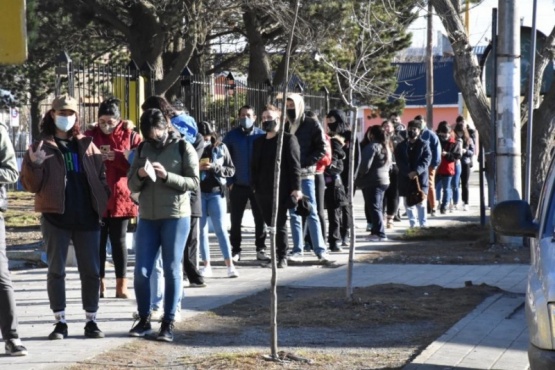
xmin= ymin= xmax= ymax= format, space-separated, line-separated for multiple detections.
xmin=85 ymin=98 xmax=141 ymax=299
xmin=394 ymin=119 xmax=432 ymax=228
xmin=20 ymin=94 xmax=110 ymax=340
xmin=127 ymin=108 xmax=199 ymax=342
xmin=251 ymin=104 xmax=302 ymax=268
xmin=0 ymin=121 xmax=28 ymax=355
xmin=222 ymin=105 xmax=269 ymax=262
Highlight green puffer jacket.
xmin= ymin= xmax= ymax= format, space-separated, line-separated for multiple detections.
xmin=127 ymin=133 xmax=199 ymax=219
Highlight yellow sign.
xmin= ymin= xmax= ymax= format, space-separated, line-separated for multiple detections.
xmin=112 ymin=76 xmax=145 ymax=125
xmin=0 ymin=0 xmax=27 ymax=64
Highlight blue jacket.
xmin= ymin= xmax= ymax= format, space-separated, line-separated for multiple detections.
xmin=420 ymin=129 xmax=441 ymax=168
xmin=223 ymin=126 xmax=265 ymax=186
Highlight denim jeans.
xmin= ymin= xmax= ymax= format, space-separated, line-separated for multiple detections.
xmin=200 ymin=192 xmax=232 ymax=261
xmin=289 ymin=178 xmax=326 ymax=256
xmin=150 ymin=250 xmax=164 ymax=310
xmin=404 ymin=197 xmax=427 ymax=227
xmin=435 ymin=174 xmax=453 ymax=210
xmin=452 ymin=161 xmax=461 ymax=205
xmin=134 ymin=217 xmax=190 ymax=321
xmin=365 ymin=184 xmax=389 ymax=238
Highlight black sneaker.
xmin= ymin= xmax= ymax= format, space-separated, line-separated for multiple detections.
xmin=48 ymin=322 xmax=68 ymax=340
xmin=5 ymin=339 xmax=27 ymax=356
xmin=156 ymin=320 xmax=174 ymax=342
xmin=129 ymin=316 xmax=152 ymax=337
xmin=277 ymin=258 xmax=287 ymax=268
xmin=84 ymin=321 xmax=105 ymax=338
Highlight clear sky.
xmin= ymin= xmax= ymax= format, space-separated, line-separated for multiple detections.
xmin=409 ymin=0 xmax=555 ymax=48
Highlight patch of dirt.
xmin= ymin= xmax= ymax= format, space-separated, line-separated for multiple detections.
xmin=359 ymin=223 xmax=530 ymax=265
xmin=5 ymin=191 xmax=42 ymax=248
xmin=71 ymin=284 xmax=501 ymax=370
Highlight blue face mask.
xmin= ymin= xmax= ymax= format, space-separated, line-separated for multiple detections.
xmin=55 ymin=115 xmax=76 ymax=132
xmin=239 ymin=117 xmax=253 ymax=131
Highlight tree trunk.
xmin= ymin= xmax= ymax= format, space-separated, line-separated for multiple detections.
xmin=430 ymin=0 xmax=492 ymax=150
xmin=30 ymin=96 xmax=42 ymax=141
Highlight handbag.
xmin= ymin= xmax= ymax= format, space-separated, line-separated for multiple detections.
xmin=407 ymin=176 xmax=426 ymax=207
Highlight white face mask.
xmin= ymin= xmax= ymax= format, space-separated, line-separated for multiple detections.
xmin=55 ymin=115 xmax=76 ymax=132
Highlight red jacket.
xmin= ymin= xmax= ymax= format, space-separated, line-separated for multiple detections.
xmin=85 ymin=121 xmax=141 ymax=218
xmin=437 ymin=137 xmax=457 ymax=176
xmin=315 ymin=134 xmax=332 ymax=174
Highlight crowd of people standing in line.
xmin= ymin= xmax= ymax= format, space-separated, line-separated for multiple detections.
xmin=2 ymin=91 xmax=476 ymax=352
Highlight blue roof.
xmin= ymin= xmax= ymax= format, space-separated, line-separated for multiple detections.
xmin=394 ymin=58 xmax=459 ymax=106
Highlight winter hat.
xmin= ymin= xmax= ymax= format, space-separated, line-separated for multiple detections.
xmin=52 ymin=94 xmax=78 ymax=113
xmin=170 ymin=113 xmax=198 ymax=144
xmin=98 ymin=98 xmax=121 ymax=118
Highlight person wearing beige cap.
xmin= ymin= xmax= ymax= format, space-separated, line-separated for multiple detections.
xmin=20 ymin=94 xmax=111 ymax=340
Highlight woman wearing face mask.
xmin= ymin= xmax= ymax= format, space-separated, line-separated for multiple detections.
xmin=435 ymin=122 xmax=462 ymax=214
xmin=197 ymin=121 xmax=238 ymax=279
xmin=84 ymin=98 xmax=140 ymax=299
xmin=454 ymin=122 xmax=475 ymax=211
xmin=20 ymin=95 xmax=110 ymax=340
xmin=251 ymin=104 xmax=302 ymax=268
xmin=127 ymin=108 xmax=199 ymax=342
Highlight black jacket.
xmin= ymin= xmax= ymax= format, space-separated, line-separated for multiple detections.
xmin=285 ymin=116 xmax=326 ymax=171
xmin=394 ymin=138 xmax=431 ymax=196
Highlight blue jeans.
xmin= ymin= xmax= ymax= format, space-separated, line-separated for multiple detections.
xmin=200 ymin=192 xmax=232 ymax=261
xmin=435 ymin=175 xmax=453 ymax=210
xmin=134 ymin=217 xmax=190 ymax=321
xmin=150 ymin=251 xmax=164 ymax=310
xmin=452 ymin=161 xmax=461 ymax=205
xmin=290 ymin=178 xmax=326 ymax=256
xmin=404 ymin=197 xmax=427 ymax=227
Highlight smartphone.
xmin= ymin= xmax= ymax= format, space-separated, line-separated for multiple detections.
xmin=100 ymin=145 xmax=111 ymax=153
xmin=200 ymin=158 xmax=210 ymax=165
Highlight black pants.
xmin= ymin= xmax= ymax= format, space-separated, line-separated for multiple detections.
xmin=340 ymin=183 xmax=354 ymax=239
xmin=461 ymin=162 xmax=471 ymax=204
xmin=383 ymin=165 xmax=399 ymax=217
xmin=304 ymin=173 xmax=326 ymax=248
xmin=183 ymin=216 xmax=203 ymax=284
xmin=100 ymin=217 xmax=129 ymax=278
xmin=255 ymin=194 xmax=288 ymax=260
xmin=229 ymin=185 xmax=267 ymax=255
xmin=325 ymin=182 xmax=342 ymax=248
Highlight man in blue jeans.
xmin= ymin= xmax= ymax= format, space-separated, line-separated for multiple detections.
xmin=284 ymin=93 xmax=329 ymax=263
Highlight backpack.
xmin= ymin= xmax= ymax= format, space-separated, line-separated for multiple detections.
xmin=130 ymin=139 xmax=186 ymax=205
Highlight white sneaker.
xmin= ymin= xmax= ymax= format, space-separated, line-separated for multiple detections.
xmin=463 ymin=204 xmax=469 ymax=211
xmin=199 ymin=266 xmax=213 ymax=278
xmin=366 ymin=235 xmax=388 ymax=242
xmin=227 ymin=266 xmax=239 ymax=278
xmin=287 ymin=252 xmax=304 ymax=263
xmin=231 ymin=253 xmax=241 ymax=262
xmin=318 ymin=252 xmax=330 ymax=262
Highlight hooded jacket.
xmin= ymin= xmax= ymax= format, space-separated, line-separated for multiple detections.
xmin=85 ymin=120 xmax=140 ymax=218
xmin=284 ymin=93 xmax=326 ymax=176
xmin=326 ymin=109 xmax=360 ymax=187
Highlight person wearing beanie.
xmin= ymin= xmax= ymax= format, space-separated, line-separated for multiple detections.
xmin=85 ymin=98 xmax=141 ymax=299
xmin=20 ymin=94 xmax=110 ymax=340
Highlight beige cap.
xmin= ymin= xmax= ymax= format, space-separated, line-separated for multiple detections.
xmin=52 ymin=94 xmax=79 ymax=112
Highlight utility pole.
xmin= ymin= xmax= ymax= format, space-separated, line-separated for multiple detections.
xmin=496 ymin=0 xmax=521 ymax=244
xmin=425 ymin=1 xmax=434 ymax=128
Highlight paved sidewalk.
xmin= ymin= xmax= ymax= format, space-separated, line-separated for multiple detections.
xmin=0 ymin=171 xmax=532 ymax=369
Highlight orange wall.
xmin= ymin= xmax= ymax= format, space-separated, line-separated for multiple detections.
xmin=362 ymin=106 xmax=460 ymax=133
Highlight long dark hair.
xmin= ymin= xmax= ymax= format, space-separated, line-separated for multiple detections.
xmin=139 ymin=109 xmax=167 ymax=138
xmin=40 ymin=109 xmax=81 ymax=137
xmin=454 ymin=122 xmax=471 ymax=146
xmin=369 ymin=125 xmax=389 ymax=161
xmin=141 ymin=96 xmax=176 ymax=121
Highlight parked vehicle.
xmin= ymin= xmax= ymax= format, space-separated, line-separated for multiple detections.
xmin=491 ymin=161 xmax=555 ymax=370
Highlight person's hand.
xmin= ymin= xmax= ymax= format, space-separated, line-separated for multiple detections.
xmin=105 ymin=151 xmax=115 ymax=161
xmin=291 ymin=189 xmax=303 ymax=201
xmin=138 ymin=167 xmax=148 ymax=178
xmin=151 ymin=162 xmax=168 ymax=180
xmin=28 ymin=141 xmax=54 ymax=165
xmin=442 ymin=151 xmax=447 ymax=156
xmin=408 ymin=171 xmax=418 ymax=180
xmin=228 ymin=184 xmax=234 ymax=191
xmin=199 ymin=162 xmax=212 ymax=171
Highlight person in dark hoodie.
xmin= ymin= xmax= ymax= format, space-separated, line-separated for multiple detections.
xmin=223 ymin=105 xmax=268 ymax=262
xmin=284 ymin=93 xmax=329 ymax=263
xmin=326 ymin=109 xmax=360 ymax=246
xmin=435 ymin=123 xmax=462 ymax=214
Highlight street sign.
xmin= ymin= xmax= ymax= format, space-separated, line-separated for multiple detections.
xmin=0 ymin=0 xmax=27 ymax=64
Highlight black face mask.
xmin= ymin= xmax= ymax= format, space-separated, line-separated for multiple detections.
xmin=328 ymin=122 xmax=338 ymax=133
xmin=262 ymin=120 xmax=277 ymax=133
xmin=407 ymin=130 xmax=418 ymax=139
xmin=438 ymin=134 xmax=449 ymax=141
xmin=286 ymin=109 xmax=296 ymax=122
xmin=148 ymin=132 xmax=167 ymax=149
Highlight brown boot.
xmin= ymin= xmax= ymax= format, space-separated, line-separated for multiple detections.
xmin=100 ymin=278 xmax=106 ymax=298
xmin=115 ymin=278 xmax=129 ymax=299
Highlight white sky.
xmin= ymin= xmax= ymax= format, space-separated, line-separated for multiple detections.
xmin=409 ymin=0 xmax=555 ymax=48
